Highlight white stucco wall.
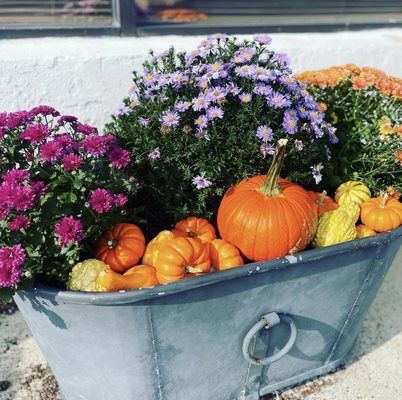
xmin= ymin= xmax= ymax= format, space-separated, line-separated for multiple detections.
xmin=1 ymin=29 xmax=401 ymax=130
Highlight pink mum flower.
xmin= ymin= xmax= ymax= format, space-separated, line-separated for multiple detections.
xmin=62 ymin=153 xmax=83 ymax=171
xmin=8 ymin=215 xmax=31 ymax=231
xmin=40 ymin=141 xmax=63 ymax=164
xmin=13 ymin=186 xmax=36 ymax=211
xmin=113 ymin=193 xmax=128 ymax=207
xmin=20 ymin=124 xmax=49 ymax=143
xmin=0 ymin=244 xmax=26 ymax=287
xmin=55 ymin=216 xmax=85 ymax=246
xmin=89 ymin=189 xmax=114 ymax=213
xmin=82 ymin=135 xmax=107 ymax=156
xmin=30 ymin=181 xmax=46 ymax=198
xmin=108 ymin=147 xmax=131 ymax=169
xmin=2 ymin=168 xmax=30 ymax=184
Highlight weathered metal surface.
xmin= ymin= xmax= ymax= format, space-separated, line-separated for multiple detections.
xmin=14 ymin=226 xmax=402 ymax=400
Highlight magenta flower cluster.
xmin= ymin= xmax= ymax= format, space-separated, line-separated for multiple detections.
xmin=0 ymin=105 xmax=136 ymax=290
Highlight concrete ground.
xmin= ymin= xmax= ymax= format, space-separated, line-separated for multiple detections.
xmin=0 ymin=247 xmax=401 ymax=400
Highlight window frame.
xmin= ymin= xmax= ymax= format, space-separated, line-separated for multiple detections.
xmin=0 ymin=0 xmax=401 ymax=38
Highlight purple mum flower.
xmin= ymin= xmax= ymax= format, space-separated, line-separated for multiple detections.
xmin=225 ymin=83 xmax=241 ymax=96
xmin=175 ymin=101 xmax=191 ymax=113
xmin=307 ymin=110 xmax=324 ymax=123
xmin=250 ymin=66 xmax=275 ymax=82
xmin=283 ymin=116 xmax=299 ymax=135
xmin=238 ymin=47 xmax=255 ymax=62
xmin=256 ymin=125 xmax=273 ymax=142
xmin=160 ymin=110 xmax=180 ymax=127
xmin=197 ymin=76 xmax=211 ymax=90
xmin=143 ymin=71 xmax=158 ymax=86
xmin=253 ymin=83 xmax=273 ymax=97
xmin=89 ymin=189 xmax=114 ymax=213
xmin=55 ymin=216 xmax=85 ymax=246
xmin=195 ymin=115 xmax=209 ymax=128
xmin=268 ymin=92 xmax=291 ymax=109
xmin=207 ymin=86 xmax=226 ymax=102
xmin=260 ymin=143 xmax=275 ymax=158
xmin=207 ymin=107 xmax=224 ymax=120
xmin=235 ymin=65 xmax=252 ymax=78
xmin=253 ymin=34 xmax=272 ymax=45
xmin=148 ymin=147 xmax=161 ymax=160
xmin=207 ymin=62 xmax=227 ymax=79
xmin=114 ymin=104 xmax=131 ymax=116
xmin=239 ymin=92 xmax=253 ymax=103
xmin=138 ymin=117 xmax=150 ymax=126
xmin=192 ymin=94 xmax=211 ymax=111
xmin=311 ymin=163 xmax=324 ymax=184
xmin=195 ymin=129 xmax=210 ymax=140
xmin=294 ymin=140 xmax=304 ymax=151
xmin=192 ymin=172 xmax=212 ymax=189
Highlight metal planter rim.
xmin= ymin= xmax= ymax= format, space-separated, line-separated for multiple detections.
xmin=22 ymin=225 xmax=402 ymax=306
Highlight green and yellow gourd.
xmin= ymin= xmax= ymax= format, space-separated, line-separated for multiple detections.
xmin=313 ymin=204 xmax=360 ymax=248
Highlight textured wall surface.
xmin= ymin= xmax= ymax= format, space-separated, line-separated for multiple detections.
xmin=1 ymin=29 xmax=401 ymax=130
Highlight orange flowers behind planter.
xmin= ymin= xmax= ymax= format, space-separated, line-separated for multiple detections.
xmin=296 ymin=65 xmax=402 ymax=98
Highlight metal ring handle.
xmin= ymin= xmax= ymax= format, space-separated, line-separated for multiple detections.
xmin=242 ymin=312 xmax=297 ymax=365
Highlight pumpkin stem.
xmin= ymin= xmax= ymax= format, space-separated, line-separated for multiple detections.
xmin=380 ymin=194 xmax=389 ymax=208
xmin=185 ymin=265 xmax=203 ymax=274
xmin=107 ymin=239 xmax=118 ymax=248
xmin=317 ymin=190 xmax=327 ymax=206
xmin=260 ymin=140 xmax=287 ymax=196
xmin=186 ymin=228 xmax=196 ymax=238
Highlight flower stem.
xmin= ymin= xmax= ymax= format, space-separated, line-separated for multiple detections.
xmin=260 ymin=140 xmax=287 ymax=196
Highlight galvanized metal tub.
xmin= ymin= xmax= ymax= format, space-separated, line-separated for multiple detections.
xmin=14 ymin=226 xmax=402 ymax=400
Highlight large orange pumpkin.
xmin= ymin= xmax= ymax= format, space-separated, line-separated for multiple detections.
xmin=172 ymin=216 xmax=217 ymax=243
xmin=95 ymin=223 xmax=145 ymax=273
xmin=307 ymin=190 xmax=339 ymax=217
xmin=153 ymin=237 xmax=210 ymax=283
xmin=217 ymin=141 xmax=318 ymax=261
xmin=207 ymin=239 xmax=244 ymax=270
xmin=360 ymin=195 xmax=402 ymax=232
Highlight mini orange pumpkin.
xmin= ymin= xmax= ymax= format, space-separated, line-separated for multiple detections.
xmin=153 ymin=237 xmax=210 ymax=283
xmin=217 ymin=141 xmax=317 ymax=261
xmin=142 ymin=230 xmax=176 ymax=267
xmin=355 ymin=224 xmax=377 ymax=239
xmin=95 ymin=223 xmax=145 ymax=273
xmin=172 ymin=216 xmax=217 ymax=243
xmin=207 ymin=239 xmax=244 ymax=270
xmin=360 ymin=195 xmax=402 ymax=232
xmin=307 ymin=190 xmax=339 ymax=217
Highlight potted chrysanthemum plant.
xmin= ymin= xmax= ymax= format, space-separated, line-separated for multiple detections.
xmin=107 ymin=33 xmax=337 ymax=227
xmin=0 ymin=106 xmax=139 ymax=300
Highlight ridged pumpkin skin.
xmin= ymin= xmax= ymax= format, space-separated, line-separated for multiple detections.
xmin=207 ymin=239 xmax=244 ymax=270
xmin=313 ymin=206 xmax=358 ymax=248
xmin=307 ymin=191 xmax=339 ymax=217
xmin=172 ymin=216 xmax=217 ymax=243
xmin=142 ymin=230 xmax=176 ymax=267
xmin=360 ymin=196 xmax=402 ymax=232
xmin=217 ymin=176 xmax=318 ymax=261
xmin=335 ymin=181 xmax=371 ymax=206
xmin=95 ymin=223 xmax=145 ymax=273
xmin=153 ymin=237 xmax=211 ymax=283
xmin=356 ymin=224 xmax=377 ymax=239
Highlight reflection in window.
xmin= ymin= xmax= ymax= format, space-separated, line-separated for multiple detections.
xmin=0 ymin=0 xmax=114 ymax=25
xmin=134 ymin=0 xmax=402 ymax=26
